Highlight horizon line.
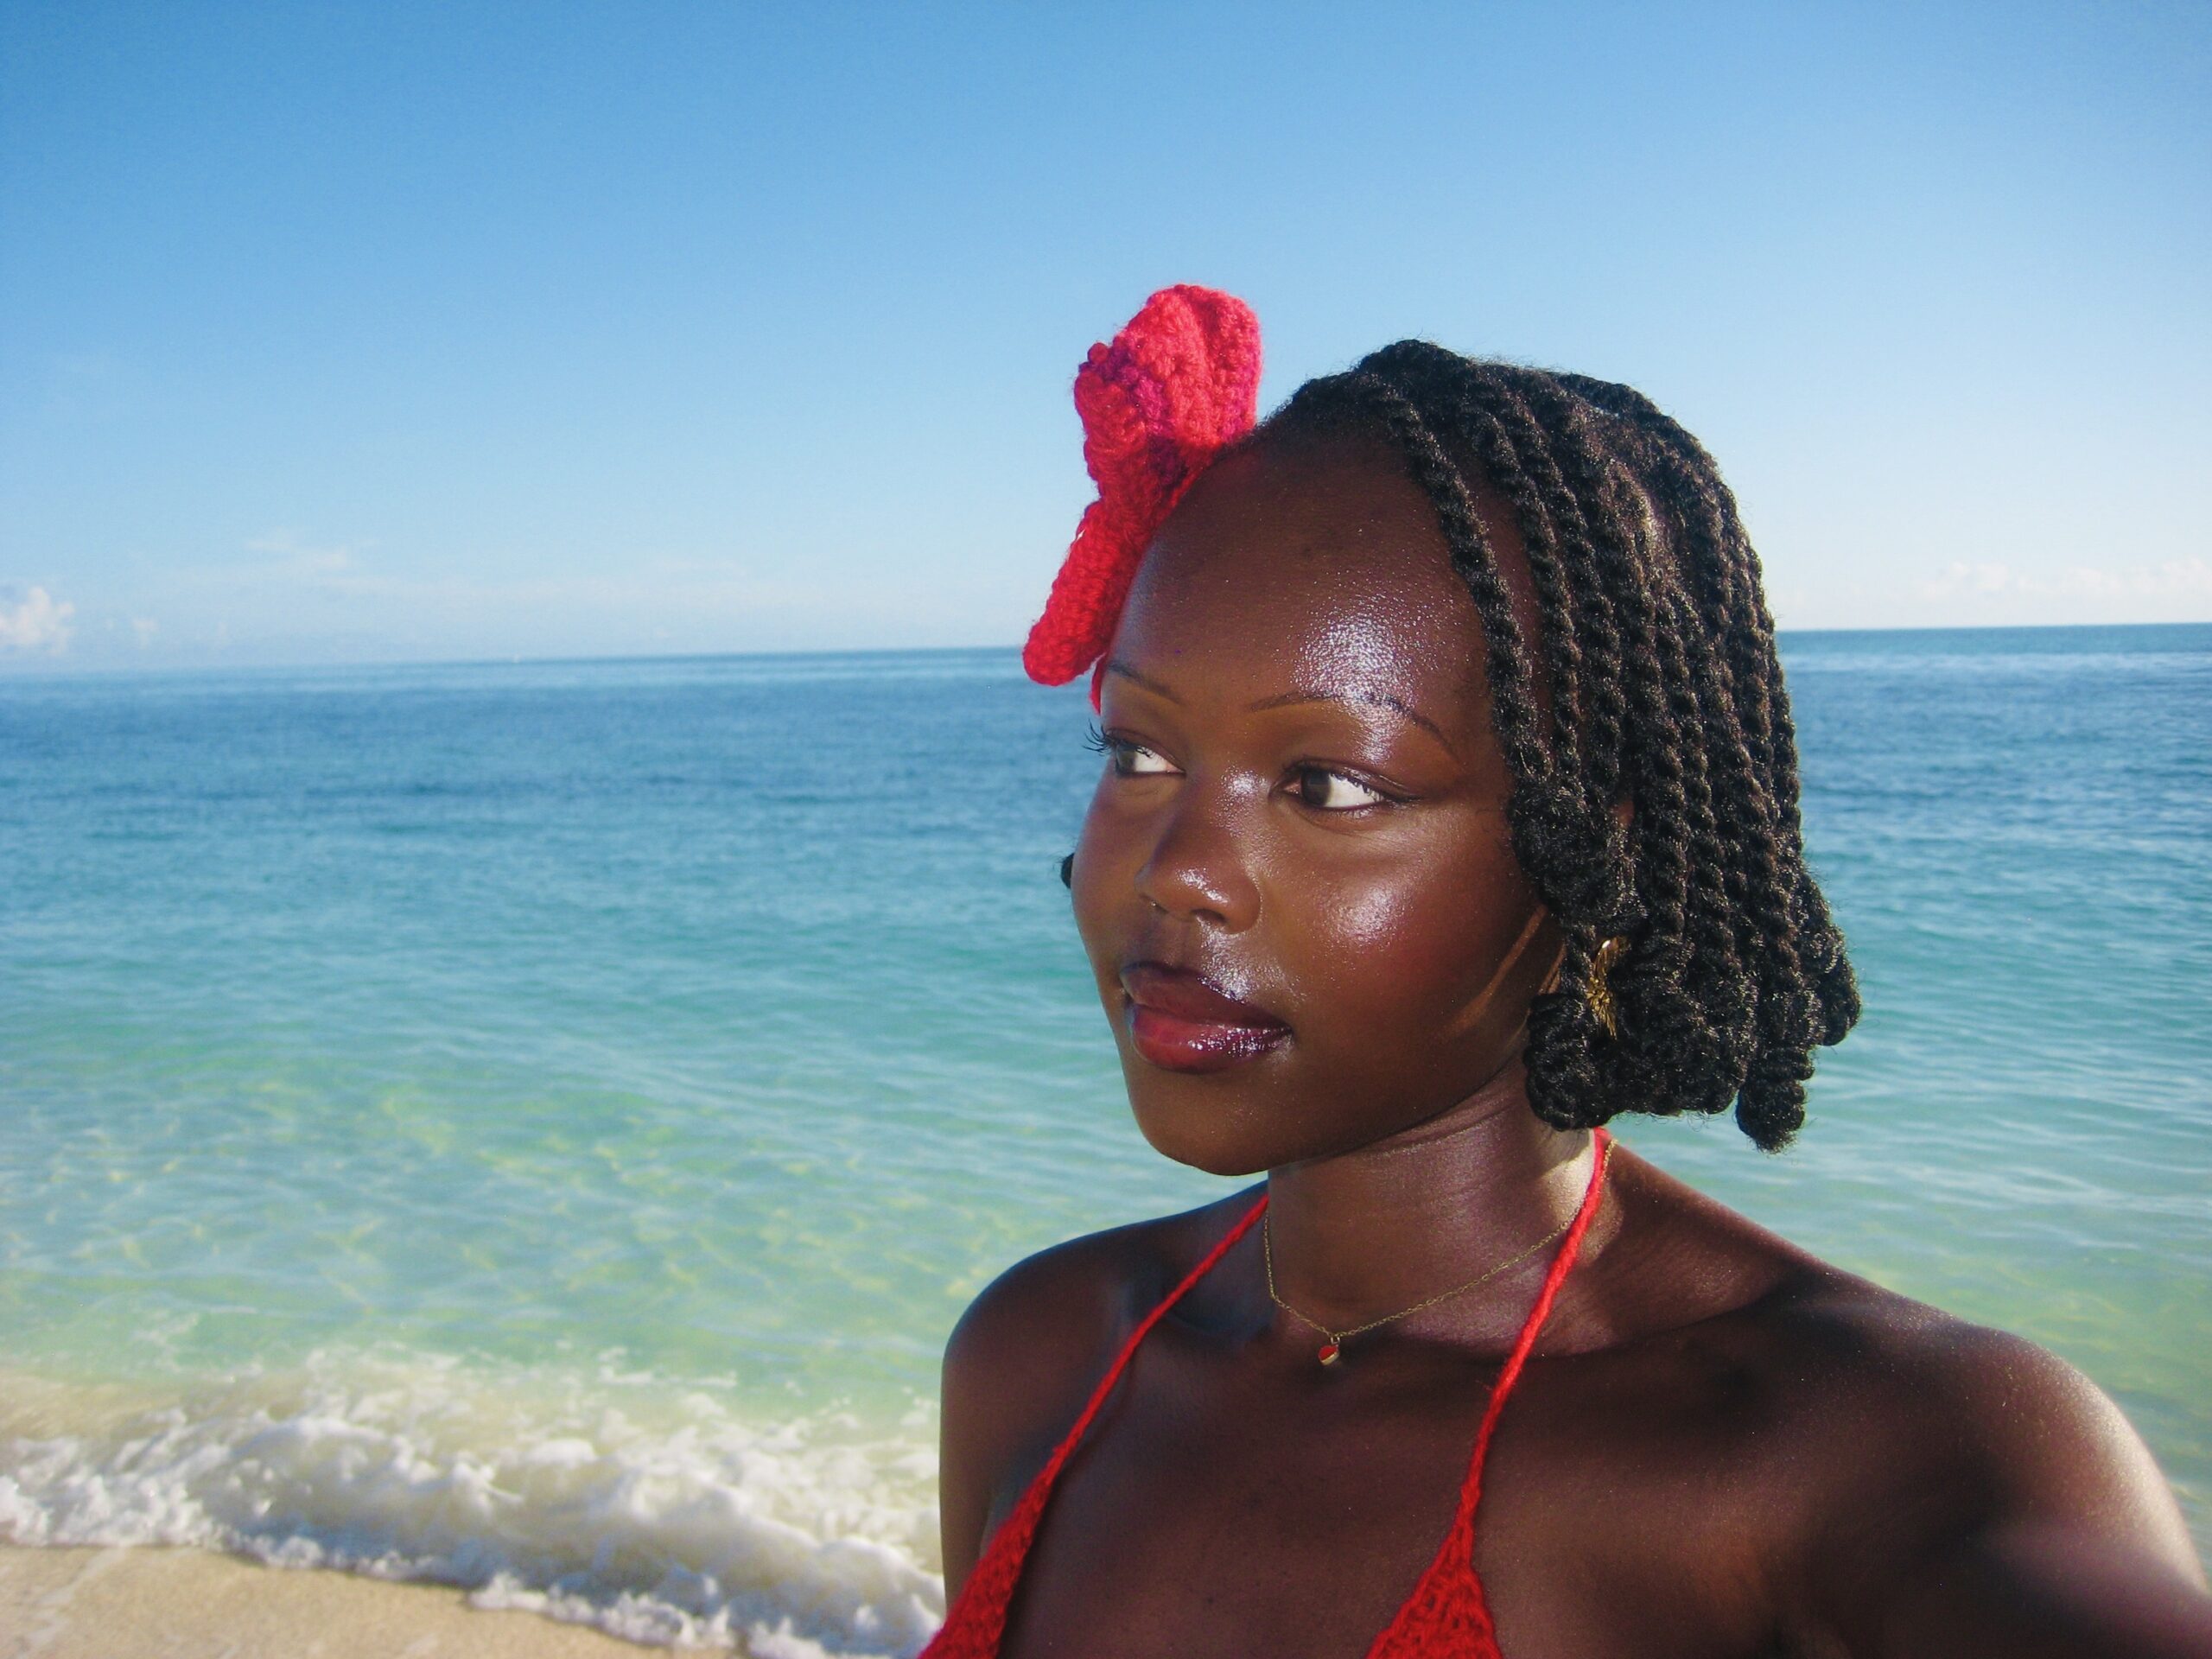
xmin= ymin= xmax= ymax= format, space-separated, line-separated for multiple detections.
xmin=3 ymin=618 xmax=2210 ymax=684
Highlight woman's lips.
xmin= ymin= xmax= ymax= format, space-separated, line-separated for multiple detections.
xmin=1121 ymin=963 xmax=1290 ymax=1073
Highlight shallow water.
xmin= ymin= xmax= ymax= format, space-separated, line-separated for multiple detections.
xmin=2 ymin=626 xmax=2206 ymax=1650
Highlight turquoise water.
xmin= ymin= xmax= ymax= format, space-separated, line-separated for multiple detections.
xmin=1 ymin=626 xmax=2207 ymax=1649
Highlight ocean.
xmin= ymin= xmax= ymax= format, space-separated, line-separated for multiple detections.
xmin=2 ymin=625 xmax=2206 ymax=1652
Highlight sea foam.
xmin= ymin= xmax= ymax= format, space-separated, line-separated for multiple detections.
xmin=0 ymin=1356 xmax=946 ymax=1656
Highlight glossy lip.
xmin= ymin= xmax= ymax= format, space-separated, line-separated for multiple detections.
xmin=1121 ymin=963 xmax=1291 ymax=1074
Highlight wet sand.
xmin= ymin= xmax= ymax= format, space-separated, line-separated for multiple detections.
xmin=0 ymin=1544 xmax=708 ymax=1657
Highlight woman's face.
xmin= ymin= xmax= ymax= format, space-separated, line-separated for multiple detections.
xmin=1071 ymin=433 xmax=1561 ymax=1177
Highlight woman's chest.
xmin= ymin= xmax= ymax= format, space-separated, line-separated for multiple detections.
xmin=995 ymin=1341 xmax=1806 ymax=1659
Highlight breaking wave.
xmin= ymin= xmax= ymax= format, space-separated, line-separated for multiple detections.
xmin=0 ymin=1355 xmax=946 ymax=1656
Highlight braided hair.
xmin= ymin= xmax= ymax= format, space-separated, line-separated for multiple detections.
xmin=1249 ymin=343 xmax=1858 ymax=1151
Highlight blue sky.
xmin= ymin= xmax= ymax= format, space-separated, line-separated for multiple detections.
xmin=3 ymin=1 xmax=2207 ymax=671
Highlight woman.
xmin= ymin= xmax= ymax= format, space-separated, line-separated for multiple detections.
xmin=925 ymin=289 xmax=2211 ymax=1657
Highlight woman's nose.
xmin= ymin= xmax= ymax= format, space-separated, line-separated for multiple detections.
xmin=1133 ymin=789 xmax=1261 ymax=932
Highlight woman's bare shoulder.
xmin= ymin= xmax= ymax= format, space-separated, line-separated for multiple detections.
xmin=943 ymin=1195 xmax=1251 ymax=1407
xmin=1601 ymin=1148 xmax=2207 ymax=1632
xmin=1612 ymin=1150 xmax=2174 ymax=1491
xmin=1755 ymin=1268 xmax=2211 ymax=1643
xmin=935 ymin=1190 xmax=1262 ymax=1588
xmin=1773 ymin=1269 xmax=2197 ymax=1561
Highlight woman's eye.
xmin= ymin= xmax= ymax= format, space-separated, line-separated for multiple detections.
xmin=1290 ymin=766 xmax=1387 ymax=810
xmin=1086 ymin=726 xmax=1175 ymax=778
xmin=1114 ymin=742 xmax=1175 ymax=777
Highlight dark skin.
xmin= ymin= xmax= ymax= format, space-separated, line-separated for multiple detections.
xmin=940 ymin=435 xmax=2212 ymax=1657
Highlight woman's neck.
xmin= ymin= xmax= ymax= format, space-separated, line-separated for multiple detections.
xmin=1261 ymin=1061 xmax=1598 ymax=1348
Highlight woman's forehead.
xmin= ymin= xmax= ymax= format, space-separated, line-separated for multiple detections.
xmin=1109 ymin=437 xmax=1498 ymax=725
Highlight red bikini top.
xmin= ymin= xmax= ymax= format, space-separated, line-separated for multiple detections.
xmin=924 ymin=1129 xmax=1613 ymax=1658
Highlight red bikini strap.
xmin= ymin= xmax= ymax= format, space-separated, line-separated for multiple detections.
xmin=1358 ymin=1135 xmax=1611 ymax=1659
xmin=927 ymin=1195 xmax=1271 ymax=1657
xmin=1037 ymin=1192 xmax=1271 ymax=1488
xmin=1450 ymin=1129 xmax=1611 ymax=1537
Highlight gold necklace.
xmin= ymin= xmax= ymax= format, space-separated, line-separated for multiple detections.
xmin=1263 ymin=1202 xmax=1582 ymax=1366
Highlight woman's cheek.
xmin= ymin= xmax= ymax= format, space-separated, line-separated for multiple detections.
xmin=1070 ymin=793 xmax=1132 ymax=983
xmin=1285 ymin=837 xmax=1533 ymax=1028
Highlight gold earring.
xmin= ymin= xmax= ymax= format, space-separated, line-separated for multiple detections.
xmin=1586 ymin=935 xmax=1630 ymax=1038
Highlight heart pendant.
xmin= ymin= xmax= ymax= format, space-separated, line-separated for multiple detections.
xmin=1317 ymin=1341 xmax=1341 ymax=1365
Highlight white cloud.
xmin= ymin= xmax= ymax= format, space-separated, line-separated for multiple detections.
xmin=126 ymin=532 xmax=982 ymax=664
xmin=2052 ymin=557 xmax=2212 ymax=600
xmin=1916 ymin=561 xmax=2015 ymax=598
xmin=242 ymin=529 xmax=361 ymax=578
xmin=0 ymin=586 xmax=75 ymax=653
xmin=131 ymin=617 xmax=160 ymax=646
xmin=1916 ymin=556 xmax=2212 ymax=605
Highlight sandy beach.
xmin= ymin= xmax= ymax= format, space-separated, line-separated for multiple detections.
xmin=0 ymin=1545 xmax=695 ymax=1658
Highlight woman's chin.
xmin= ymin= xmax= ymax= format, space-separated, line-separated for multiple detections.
xmin=1122 ymin=1071 xmax=1369 ymax=1180
xmin=1122 ymin=1082 xmax=1281 ymax=1179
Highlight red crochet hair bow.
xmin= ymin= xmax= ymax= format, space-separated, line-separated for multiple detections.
xmin=1020 ymin=285 xmax=1262 ymax=698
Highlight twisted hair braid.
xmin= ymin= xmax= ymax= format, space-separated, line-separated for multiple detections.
xmin=1256 ymin=346 xmax=1857 ymax=1149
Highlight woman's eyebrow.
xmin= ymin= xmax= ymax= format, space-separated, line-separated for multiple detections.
xmin=1106 ymin=661 xmax=1455 ymax=754
xmin=1246 ymin=687 xmax=1454 ymax=750
xmin=1101 ymin=668 xmax=1451 ymax=756
xmin=1103 ymin=660 xmax=1183 ymax=702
